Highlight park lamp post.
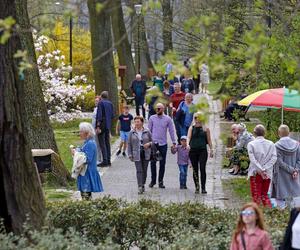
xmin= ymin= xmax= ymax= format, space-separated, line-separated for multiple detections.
xmin=55 ymin=1 xmax=73 ymax=80
xmin=134 ymin=4 xmax=142 ymax=74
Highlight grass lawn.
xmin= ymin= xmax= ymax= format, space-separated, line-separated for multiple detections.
xmin=223 ymin=177 xmax=251 ymax=202
xmin=44 ymin=188 xmax=73 ymax=201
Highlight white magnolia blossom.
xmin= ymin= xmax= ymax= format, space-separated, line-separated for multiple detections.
xmin=33 ymin=31 xmax=94 ymax=123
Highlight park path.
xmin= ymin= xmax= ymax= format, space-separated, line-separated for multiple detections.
xmin=76 ymin=93 xmax=228 ymax=208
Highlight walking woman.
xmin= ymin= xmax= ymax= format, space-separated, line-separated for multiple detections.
xmin=187 ymin=112 xmax=213 ymax=194
xmin=230 ymin=202 xmax=274 ymax=250
xmin=128 ymin=116 xmax=152 ymax=194
xmin=281 ymin=197 xmax=300 ymax=249
xmin=71 ymin=122 xmax=104 ymax=200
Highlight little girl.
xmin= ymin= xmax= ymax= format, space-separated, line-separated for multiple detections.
xmin=171 ymin=136 xmax=190 ymax=189
xmin=230 ymin=202 xmax=274 ymax=250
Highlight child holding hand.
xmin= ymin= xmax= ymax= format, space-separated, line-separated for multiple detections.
xmin=171 ymin=136 xmax=190 ymax=189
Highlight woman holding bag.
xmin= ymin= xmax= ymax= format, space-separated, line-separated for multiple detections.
xmin=128 ymin=116 xmax=153 ymax=194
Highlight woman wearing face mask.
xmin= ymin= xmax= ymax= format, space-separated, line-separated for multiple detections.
xmin=230 ymin=202 xmax=274 ymax=250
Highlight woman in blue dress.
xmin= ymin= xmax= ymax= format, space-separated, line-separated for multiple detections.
xmin=72 ymin=122 xmax=104 ymax=200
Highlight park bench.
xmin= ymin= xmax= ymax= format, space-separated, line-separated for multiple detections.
xmin=120 ymin=89 xmax=135 ymax=106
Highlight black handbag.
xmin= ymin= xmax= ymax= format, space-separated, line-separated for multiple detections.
xmin=150 ymin=143 xmax=163 ymax=161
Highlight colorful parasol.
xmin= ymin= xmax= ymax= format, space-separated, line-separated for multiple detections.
xmin=238 ymin=87 xmax=300 ymax=123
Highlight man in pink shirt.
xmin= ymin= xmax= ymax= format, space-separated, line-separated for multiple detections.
xmin=148 ymin=103 xmax=176 ymax=189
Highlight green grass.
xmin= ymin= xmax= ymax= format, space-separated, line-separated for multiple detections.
xmin=54 ymin=120 xmax=84 ymax=171
xmin=223 ymin=178 xmax=251 ymax=202
xmin=44 ymin=188 xmax=73 ymax=201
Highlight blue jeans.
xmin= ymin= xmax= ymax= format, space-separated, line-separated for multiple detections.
xmin=150 ymin=144 xmax=168 ymax=184
xmin=135 ymin=96 xmax=145 ymax=118
xmin=180 ymin=125 xmax=189 ymax=137
xmin=173 ymin=118 xmax=181 ymax=143
xmin=178 ymin=164 xmax=188 ymax=187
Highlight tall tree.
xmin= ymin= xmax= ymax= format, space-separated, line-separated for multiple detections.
xmin=87 ymin=0 xmax=119 ymax=111
xmin=0 ymin=0 xmax=45 ymax=233
xmin=110 ymin=0 xmax=136 ymax=89
xmin=16 ymin=0 xmax=71 ymax=186
xmin=161 ymin=0 xmax=173 ymax=54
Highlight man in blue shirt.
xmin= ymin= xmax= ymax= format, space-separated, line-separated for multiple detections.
xmin=96 ymin=91 xmax=114 ymax=167
xmin=130 ymin=74 xmax=147 ymax=118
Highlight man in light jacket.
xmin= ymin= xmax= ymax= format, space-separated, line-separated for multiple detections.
xmin=247 ymin=124 xmax=277 ymax=208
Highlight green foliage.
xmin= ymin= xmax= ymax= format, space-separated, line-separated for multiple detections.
xmin=75 ymin=90 xmax=95 ymax=112
xmin=0 ymin=16 xmax=15 ymax=44
xmin=46 ymin=197 xmax=288 ymax=249
xmin=0 ymin=226 xmax=117 ymax=249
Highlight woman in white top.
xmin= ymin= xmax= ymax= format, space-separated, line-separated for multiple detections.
xmin=200 ymin=63 xmax=210 ymax=94
xmin=281 ymin=197 xmax=300 ymax=250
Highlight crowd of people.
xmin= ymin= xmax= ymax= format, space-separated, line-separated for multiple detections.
xmin=226 ymin=122 xmax=300 ymax=210
xmin=68 ymin=64 xmax=300 ymax=249
xmin=71 ymin=61 xmax=213 ymax=198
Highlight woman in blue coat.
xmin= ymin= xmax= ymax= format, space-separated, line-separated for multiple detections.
xmin=72 ymin=122 xmax=104 ymax=200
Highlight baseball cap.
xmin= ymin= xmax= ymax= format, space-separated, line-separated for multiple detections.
xmin=180 ymin=136 xmax=187 ymax=140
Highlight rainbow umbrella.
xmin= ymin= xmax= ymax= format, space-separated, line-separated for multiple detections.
xmin=238 ymin=87 xmax=300 ymax=123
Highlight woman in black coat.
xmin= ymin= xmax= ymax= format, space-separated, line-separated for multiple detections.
xmin=281 ymin=206 xmax=300 ymax=250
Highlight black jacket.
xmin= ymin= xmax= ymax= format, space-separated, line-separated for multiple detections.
xmin=130 ymin=80 xmax=147 ymax=97
xmin=281 ymin=208 xmax=300 ymax=250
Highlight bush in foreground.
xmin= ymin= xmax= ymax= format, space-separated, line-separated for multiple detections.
xmin=44 ymin=197 xmax=289 ymax=249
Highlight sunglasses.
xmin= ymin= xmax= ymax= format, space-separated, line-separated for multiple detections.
xmin=156 ymin=108 xmax=162 ymax=111
xmin=240 ymin=210 xmax=256 ymax=216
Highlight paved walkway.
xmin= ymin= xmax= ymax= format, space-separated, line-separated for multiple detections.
xmin=74 ymin=93 xmax=228 ymax=208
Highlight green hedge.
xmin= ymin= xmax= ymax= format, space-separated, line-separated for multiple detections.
xmin=45 ymin=197 xmax=289 ymax=249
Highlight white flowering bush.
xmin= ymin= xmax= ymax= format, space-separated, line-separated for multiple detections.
xmin=33 ymin=31 xmax=94 ymax=123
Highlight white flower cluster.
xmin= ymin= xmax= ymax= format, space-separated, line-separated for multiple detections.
xmin=33 ymin=31 xmax=94 ymax=123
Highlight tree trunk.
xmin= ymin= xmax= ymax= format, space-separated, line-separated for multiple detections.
xmin=87 ymin=0 xmax=119 ymax=116
xmin=161 ymin=0 xmax=173 ymax=54
xmin=139 ymin=15 xmax=155 ymax=77
xmin=15 ymin=0 xmax=71 ymax=186
xmin=110 ymin=0 xmax=136 ymax=89
xmin=0 ymin=0 xmax=45 ymax=233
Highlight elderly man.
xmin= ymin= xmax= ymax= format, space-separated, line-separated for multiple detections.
xmin=170 ymin=82 xmax=186 ymax=142
xmin=229 ymin=123 xmax=253 ymax=175
xmin=130 ymin=74 xmax=147 ymax=118
xmin=247 ymin=124 xmax=277 ymax=207
xmin=271 ymin=125 xmax=300 ymax=209
xmin=96 ymin=91 xmax=114 ymax=167
xmin=148 ymin=103 xmax=177 ymax=188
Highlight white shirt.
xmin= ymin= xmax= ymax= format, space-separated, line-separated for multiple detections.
xmin=136 ymin=130 xmax=143 ymax=145
xmin=247 ymin=136 xmax=277 ymax=178
xmin=292 ymin=214 xmax=300 ymax=249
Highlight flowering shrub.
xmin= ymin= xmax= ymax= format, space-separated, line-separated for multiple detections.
xmin=33 ymin=31 xmax=94 ymax=123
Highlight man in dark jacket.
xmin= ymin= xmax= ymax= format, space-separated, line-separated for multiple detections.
xmin=130 ymin=74 xmax=147 ymax=118
xmin=96 ymin=91 xmax=114 ymax=167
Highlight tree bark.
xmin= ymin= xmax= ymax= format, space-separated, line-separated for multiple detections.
xmin=110 ymin=0 xmax=136 ymax=89
xmin=87 ymin=0 xmax=119 ymax=114
xmin=0 ymin=0 xmax=45 ymax=233
xmin=15 ymin=0 xmax=71 ymax=186
xmin=161 ymin=0 xmax=173 ymax=54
